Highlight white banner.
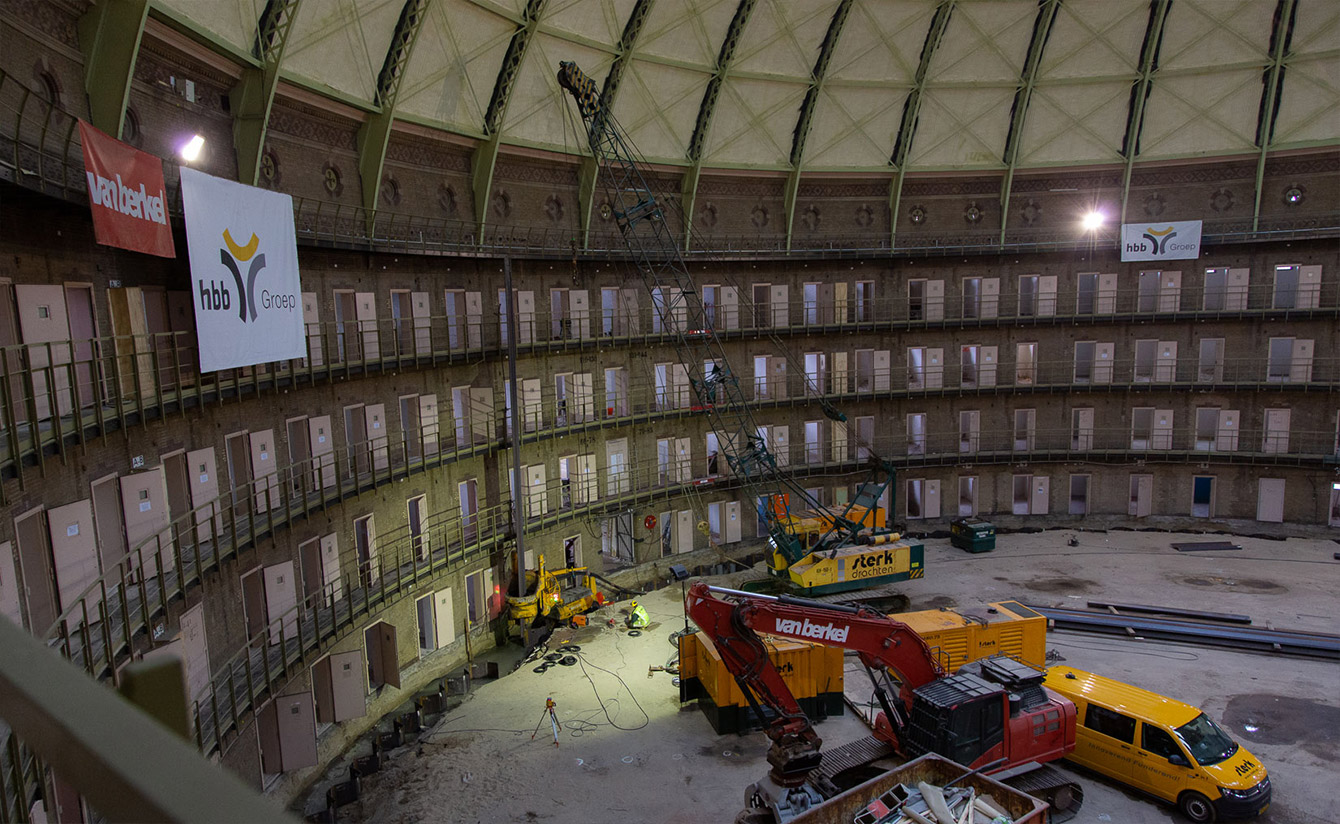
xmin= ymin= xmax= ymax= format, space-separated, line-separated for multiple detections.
xmin=1120 ymin=219 xmax=1203 ymax=261
xmin=180 ymin=167 xmax=304 ymax=373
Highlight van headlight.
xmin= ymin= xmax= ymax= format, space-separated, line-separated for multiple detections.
xmin=1221 ymin=776 xmax=1269 ymax=801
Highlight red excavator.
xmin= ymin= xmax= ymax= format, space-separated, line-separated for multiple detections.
xmin=685 ymin=582 xmax=1083 ymax=822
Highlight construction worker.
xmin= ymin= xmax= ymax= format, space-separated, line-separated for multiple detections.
xmin=626 ymin=600 xmax=650 ymax=629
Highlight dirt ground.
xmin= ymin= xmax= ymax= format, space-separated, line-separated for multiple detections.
xmin=338 ymin=530 xmax=1340 ymax=824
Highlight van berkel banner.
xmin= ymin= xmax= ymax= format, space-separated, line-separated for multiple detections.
xmin=179 ymin=167 xmax=305 ymax=373
xmin=78 ymin=121 xmax=175 ymax=258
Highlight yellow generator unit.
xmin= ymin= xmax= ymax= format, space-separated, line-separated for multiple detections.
xmin=678 ymin=630 xmax=844 ymax=734
xmin=897 ymin=600 xmax=1047 ymax=671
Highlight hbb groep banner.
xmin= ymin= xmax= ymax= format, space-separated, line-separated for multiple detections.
xmin=1120 ymin=220 xmax=1203 ymax=261
xmin=180 ymin=167 xmax=305 ymax=373
xmin=78 ymin=121 xmax=175 ymax=258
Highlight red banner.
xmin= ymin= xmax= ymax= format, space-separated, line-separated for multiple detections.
xmin=78 ymin=121 xmax=175 ymax=258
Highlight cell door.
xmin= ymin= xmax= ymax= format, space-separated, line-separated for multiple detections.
xmin=606 ymin=438 xmax=628 ymax=495
xmin=345 ymin=405 xmax=368 ymax=477
xmin=320 ymin=533 xmax=342 ymax=602
xmin=959 ymin=410 xmax=979 ymax=453
xmin=570 ymin=289 xmax=589 ymax=339
xmin=1192 ymin=477 xmax=1215 ymax=518
xmin=771 ymin=426 xmax=789 ymax=467
xmin=412 ymin=291 xmax=431 ymax=354
xmin=521 ymin=378 xmax=542 ymax=431
xmin=355 ymin=515 xmax=377 ymax=588
xmin=464 ymin=291 xmax=482 ymax=348
xmin=1256 ymin=479 xmax=1285 ymax=523
xmin=924 ymin=480 xmax=941 ymax=519
xmin=91 ymin=474 xmax=127 ymax=572
xmin=725 ymin=501 xmax=742 ymax=543
xmin=770 ymin=284 xmax=789 ymax=327
xmin=1262 ymin=409 xmax=1291 ymax=454
xmin=470 ymin=388 xmax=493 ymax=441
xmin=249 ymin=429 xmax=279 ymax=512
xmin=400 ymin=396 xmax=420 ymax=460
xmin=308 ymin=415 xmax=336 ymax=489
xmin=408 ymin=495 xmax=427 ymax=560
xmin=434 ymin=588 xmax=455 ymax=648
xmin=444 ymin=290 xmax=464 ymax=348
xmin=120 ymin=468 xmax=171 ymax=576
xmin=1129 ymin=475 xmax=1153 ymax=517
xmin=1072 ymin=408 xmax=1094 ymax=450
xmin=355 ymin=292 xmax=379 ymax=360
xmin=0 ymin=541 xmax=20 ymax=625
xmin=334 ymin=291 xmax=356 ymax=361
xmin=64 ymin=284 xmax=100 ymax=408
xmin=302 ymin=292 xmax=323 ymax=366
xmin=517 ymin=290 xmax=535 ymax=344
xmin=419 ymin=394 xmax=439 ymax=456
xmin=856 ymin=416 xmax=874 ymax=460
xmin=1197 ymin=339 xmax=1224 ymax=382
xmin=240 ymin=566 xmax=267 ymax=642
xmin=554 ymin=374 xmax=570 ymax=426
xmin=1096 ymin=273 xmax=1117 ymax=313
xmin=314 ymin=650 xmax=365 ymax=723
xmin=1215 ymin=410 xmax=1240 ymax=452
xmin=16 ymin=284 xmax=73 ymax=420
xmin=1093 ymin=342 xmax=1114 ymax=384
xmin=287 ymin=417 xmax=311 ymax=491
xmin=1030 ymin=477 xmax=1050 ymax=515
xmin=15 ymin=508 xmax=57 ymax=630
xmin=299 ymin=538 xmax=324 ymax=605
xmin=924 ymin=348 xmax=943 ymax=389
xmin=873 ymin=350 xmax=890 ymax=391
xmin=1152 ymin=409 xmax=1174 ymax=450
xmin=162 ymin=451 xmax=192 ymax=528
xmin=924 ymin=280 xmax=945 ymax=320
xmin=676 ymin=510 xmax=694 ymax=553
xmin=979 ymin=346 xmax=998 ymax=387
xmin=618 ymin=287 xmax=641 ymax=334
xmin=458 ymin=480 xmax=478 ymax=541
xmin=264 ymin=561 xmax=298 ymax=644
xmin=1330 ymin=484 xmax=1340 ymax=527
xmin=573 ymin=373 xmax=593 ymax=422
xmin=1155 ymin=341 xmax=1177 ymax=382
xmin=550 ymin=288 xmax=570 ymax=340
xmin=525 ymin=464 xmax=547 ymax=517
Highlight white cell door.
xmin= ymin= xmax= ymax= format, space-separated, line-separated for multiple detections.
xmin=1030 ymin=477 xmax=1050 ymax=515
xmin=434 ymin=588 xmax=455 ymax=647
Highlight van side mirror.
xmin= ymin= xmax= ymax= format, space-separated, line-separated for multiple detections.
xmin=1168 ymin=754 xmax=1189 ymax=767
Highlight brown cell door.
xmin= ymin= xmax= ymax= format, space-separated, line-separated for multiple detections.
xmin=286 ymin=417 xmax=311 ymax=495
xmin=241 ymin=567 xmax=267 ymax=645
xmin=141 ymin=287 xmax=175 ymax=389
xmin=377 ymin=621 xmax=400 ymax=688
xmin=47 ymin=499 xmax=98 ymax=615
xmin=298 ymin=538 xmax=323 ymax=606
xmin=1130 ymin=475 xmax=1153 ymax=517
xmin=166 ymin=290 xmax=196 ymax=384
xmin=464 ymin=291 xmax=482 ymax=348
xmin=90 ymin=474 xmax=127 ymax=573
xmin=365 ymin=404 xmax=389 ymax=471
xmin=0 ymin=541 xmax=21 ymax=625
xmin=49 ymin=772 xmax=84 ymax=824
xmin=408 ymin=495 xmax=427 ymax=560
xmin=320 ymin=533 xmax=342 ymax=602
xmin=224 ymin=432 xmax=251 ymax=513
xmin=459 ymin=480 xmax=478 ymax=541
xmin=355 ymin=516 xmax=377 ymax=587
xmin=15 ymin=508 xmax=57 ymax=631
xmin=344 ymin=405 xmax=367 ymax=478
xmin=400 ymin=396 xmax=420 ymax=460
xmin=120 ymin=468 xmax=171 ymax=576
xmin=162 ymin=451 xmax=192 ymax=526
xmin=1263 ymin=409 xmax=1291 ymax=454
xmin=16 ymin=284 xmax=73 ymax=420
xmin=1256 ymin=479 xmax=1285 ymax=523
xmin=308 ymin=415 xmax=335 ymax=490
xmin=269 ymin=692 xmax=318 ymax=772
xmin=314 ymin=650 xmax=367 ymax=723
xmin=64 ymin=284 xmax=100 ymax=408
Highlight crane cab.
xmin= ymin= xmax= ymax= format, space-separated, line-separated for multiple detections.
xmin=903 ymin=656 xmax=1076 ymax=771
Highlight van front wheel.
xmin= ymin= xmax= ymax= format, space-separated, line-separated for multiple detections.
xmin=1179 ymin=791 xmax=1216 ymax=823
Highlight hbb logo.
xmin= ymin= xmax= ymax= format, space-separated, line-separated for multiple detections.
xmin=198 ymin=280 xmax=232 ymax=311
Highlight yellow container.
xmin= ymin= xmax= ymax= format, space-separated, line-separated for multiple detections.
xmin=896 ymin=600 xmax=1046 ymax=671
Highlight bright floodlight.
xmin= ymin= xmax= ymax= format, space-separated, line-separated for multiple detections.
xmin=180 ymin=134 xmax=205 ymax=162
xmin=1081 ymin=210 xmax=1105 ymax=231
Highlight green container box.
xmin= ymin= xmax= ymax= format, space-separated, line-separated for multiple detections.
xmin=949 ymin=517 xmax=996 ymax=553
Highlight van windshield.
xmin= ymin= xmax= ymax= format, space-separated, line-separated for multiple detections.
xmin=1175 ymin=713 xmax=1239 ymax=766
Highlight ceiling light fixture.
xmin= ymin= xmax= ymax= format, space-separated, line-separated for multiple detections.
xmin=1081 ymin=210 xmax=1105 ymax=231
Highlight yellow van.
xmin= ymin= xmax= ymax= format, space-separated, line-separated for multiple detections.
xmin=1044 ymin=666 xmax=1269 ymax=822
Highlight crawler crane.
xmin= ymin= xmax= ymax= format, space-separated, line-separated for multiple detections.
xmin=685 ymin=582 xmax=1085 ymax=823
xmin=557 ymin=61 xmax=923 ymax=596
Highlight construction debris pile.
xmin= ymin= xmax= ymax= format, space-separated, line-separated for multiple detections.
xmin=854 ymin=780 xmax=1018 ymax=824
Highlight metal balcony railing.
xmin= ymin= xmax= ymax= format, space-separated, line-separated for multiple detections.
xmin=3 ymin=71 xmax=1337 ymax=260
